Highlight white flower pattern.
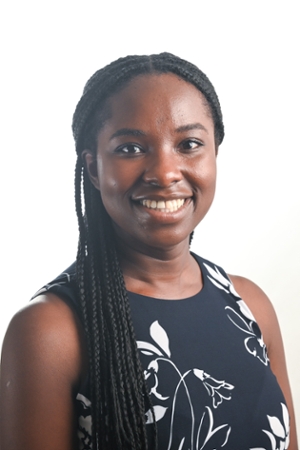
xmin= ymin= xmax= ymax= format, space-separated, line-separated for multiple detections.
xmin=193 ymin=369 xmax=234 ymax=409
xmin=138 ymin=320 xmax=234 ymax=449
xmin=197 ymin=407 xmax=231 ymax=450
xmin=76 ymin=393 xmax=93 ymax=450
xmin=204 ymin=263 xmax=269 ymax=365
xmin=250 ymin=403 xmax=290 ymax=450
xmin=38 ymin=258 xmax=289 ymax=449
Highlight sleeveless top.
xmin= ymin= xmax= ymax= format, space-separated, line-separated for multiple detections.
xmin=32 ymin=253 xmax=290 ymax=450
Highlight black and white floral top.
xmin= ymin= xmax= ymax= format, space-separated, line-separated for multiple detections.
xmin=33 ymin=253 xmax=289 ymax=450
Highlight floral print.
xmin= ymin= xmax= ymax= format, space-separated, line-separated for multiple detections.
xmin=138 ymin=320 xmax=234 ymax=449
xmin=225 ymin=304 xmax=269 ymax=365
xmin=76 ymin=393 xmax=92 ymax=450
xmin=193 ymin=369 xmax=234 ymax=409
xmin=37 ymin=256 xmax=289 ymax=449
xmin=197 ymin=407 xmax=231 ymax=450
xmin=251 ymin=403 xmax=290 ymax=450
xmin=203 ymin=263 xmax=240 ymax=298
xmin=204 ymin=263 xmax=269 ymax=365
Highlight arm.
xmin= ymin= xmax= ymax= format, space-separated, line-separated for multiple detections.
xmin=230 ymin=275 xmax=298 ymax=450
xmin=0 ymin=294 xmax=86 ymax=450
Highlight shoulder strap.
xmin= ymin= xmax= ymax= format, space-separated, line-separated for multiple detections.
xmin=31 ymin=262 xmax=80 ymax=315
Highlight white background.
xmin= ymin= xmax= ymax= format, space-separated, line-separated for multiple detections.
xmin=1 ymin=0 xmax=299 ymax=437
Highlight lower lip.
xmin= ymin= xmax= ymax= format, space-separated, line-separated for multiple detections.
xmin=132 ymin=198 xmax=193 ymax=223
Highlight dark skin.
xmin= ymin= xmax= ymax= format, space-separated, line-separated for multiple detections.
xmin=0 ymin=73 xmax=298 ymax=449
xmin=86 ymin=74 xmax=217 ymax=299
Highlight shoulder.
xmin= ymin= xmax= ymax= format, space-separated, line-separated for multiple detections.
xmin=228 ymin=274 xmax=278 ymax=351
xmin=1 ymin=293 xmax=86 ymax=388
xmin=0 ymin=294 xmax=87 ymax=450
xmin=228 ymin=274 xmax=299 ymax=449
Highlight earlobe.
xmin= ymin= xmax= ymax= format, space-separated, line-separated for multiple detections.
xmin=82 ymin=150 xmax=100 ymax=190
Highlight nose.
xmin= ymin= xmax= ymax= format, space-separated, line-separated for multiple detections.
xmin=142 ymin=148 xmax=183 ymax=187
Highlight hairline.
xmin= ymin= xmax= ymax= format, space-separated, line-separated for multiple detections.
xmin=83 ymin=70 xmax=218 ymax=154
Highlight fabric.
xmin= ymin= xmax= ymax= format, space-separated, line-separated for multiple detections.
xmin=33 ymin=254 xmax=289 ymax=450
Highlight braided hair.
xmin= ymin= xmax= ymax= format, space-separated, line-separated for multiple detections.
xmin=72 ymin=52 xmax=224 ymax=449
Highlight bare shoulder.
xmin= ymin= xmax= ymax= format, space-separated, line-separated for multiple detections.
xmin=228 ymin=274 xmax=277 ymax=350
xmin=2 ymin=293 xmax=85 ymax=383
xmin=229 ymin=274 xmax=298 ymax=450
xmin=0 ymin=294 xmax=86 ymax=450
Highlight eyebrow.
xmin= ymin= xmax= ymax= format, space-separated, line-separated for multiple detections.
xmin=110 ymin=128 xmax=147 ymax=140
xmin=175 ymin=123 xmax=208 ymax=133
xmin=109 ymin=123 xmax=208 ymax=141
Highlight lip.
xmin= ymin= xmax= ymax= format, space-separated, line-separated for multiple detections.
xmin=131 ymin=184 xmax=193 ymax=201
xmin=140 ymin=198 xmax=185 ymax=212
xmin=131 ymin=197 xmax=193 ymax=222
xmin=132 ymin=190 xmax=193 ymax=202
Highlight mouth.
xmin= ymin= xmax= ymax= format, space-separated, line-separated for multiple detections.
xmin=139 ymin=198 xmax=186 ymax=213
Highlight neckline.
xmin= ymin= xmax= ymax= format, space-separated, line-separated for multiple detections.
xmin=127 ymin=253 xmax=206 ymax=302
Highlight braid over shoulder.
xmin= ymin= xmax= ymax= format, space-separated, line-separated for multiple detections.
xmin=72 ymin=52 xmax=224 ymax=449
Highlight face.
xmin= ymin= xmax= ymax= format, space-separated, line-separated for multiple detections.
xmin=84 ymin=73 xmax=217 ymax=252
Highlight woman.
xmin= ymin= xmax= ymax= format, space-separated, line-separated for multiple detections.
xmin=0 ymin=53 xmax=298 ymax=450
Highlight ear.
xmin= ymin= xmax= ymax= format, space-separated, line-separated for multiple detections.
xmin=82 ymin=150 xmax=100 ymax=190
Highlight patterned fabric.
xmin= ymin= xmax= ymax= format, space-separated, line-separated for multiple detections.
xmin=33 ymin=254 xmax=289 ymax=450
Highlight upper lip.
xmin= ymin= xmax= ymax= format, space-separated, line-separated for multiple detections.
xmin=133 ymin=195 xmax=191 ymax=201
xmin=132 ymin=189 xmax=193 ymax=202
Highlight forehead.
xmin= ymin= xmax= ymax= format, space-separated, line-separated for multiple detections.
xmin=104 ymin=73 xmax=213 ymax=129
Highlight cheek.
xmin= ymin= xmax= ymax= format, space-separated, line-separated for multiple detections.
xmin=96 ymin=160 xmax=131 ymax=220
xmin=193 ymin=158 xmax=217 ymax=210
xmin=204 ymin=163 xmax=217 ymax=199
xmin=97 ymin=158 xmax=121 ymax=194
xmin=194 ymin=157 xmax=217 ymax=189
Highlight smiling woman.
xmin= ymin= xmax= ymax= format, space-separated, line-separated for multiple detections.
xmin=0 ymin=53 xmax=298 ymax=450
xmin=84 ymin=73 xmax=217 ymax=255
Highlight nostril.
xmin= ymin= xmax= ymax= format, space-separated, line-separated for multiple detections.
xmin=145 ymin=178 xmax=179 ymax=188
xmin=142 ymin=150 xmax=183 ymax=187
xmin=148 ymin=180 xmax=160 ymax=187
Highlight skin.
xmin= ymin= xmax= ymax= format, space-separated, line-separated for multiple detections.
xmin=0 ymin=73 xmax=298 ymax=450
xmin=85 ymin=74 xmax=217 ymax=299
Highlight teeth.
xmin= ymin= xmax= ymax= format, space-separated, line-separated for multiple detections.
xmin=141 ymin=199 xmax=185 ymax=212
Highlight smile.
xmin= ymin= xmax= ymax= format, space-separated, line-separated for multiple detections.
xmin=140 ymin=199 xmax=186 ymax=212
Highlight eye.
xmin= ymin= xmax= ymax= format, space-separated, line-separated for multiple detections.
xmin=115 ymin=143 xmax=143 ymax=154
xmin=179 ymin=139 xmax=203 ymax=152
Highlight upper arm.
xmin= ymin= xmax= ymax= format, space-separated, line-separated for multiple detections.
xmin=0 ymin=294 xmax=86 ymax=450
xmin=230 ymin=275 xmax=298 ymax=450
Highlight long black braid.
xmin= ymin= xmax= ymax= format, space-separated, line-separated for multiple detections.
xmin=72 ymin=52 xmax=224 ymax=449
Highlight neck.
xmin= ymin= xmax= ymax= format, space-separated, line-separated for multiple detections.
xmin=115 ymin=236 xmax=202 ymax=300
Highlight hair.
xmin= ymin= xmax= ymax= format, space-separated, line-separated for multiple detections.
xmin=72 ymin=52 xmax=224 ymax=449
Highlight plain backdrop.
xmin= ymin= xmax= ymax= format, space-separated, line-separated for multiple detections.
xmin=1 ymin=0 xmax=299 ymax=437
